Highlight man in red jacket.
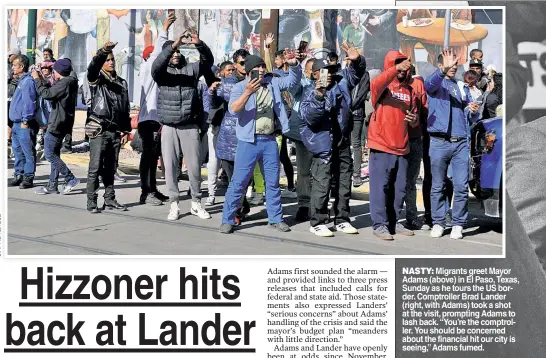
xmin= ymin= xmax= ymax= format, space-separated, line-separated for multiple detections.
xmin=368 ymin=50 xmax=420 ymax=240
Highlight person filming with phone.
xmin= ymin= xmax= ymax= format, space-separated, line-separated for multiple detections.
xmin=219 ymin=52 xmax=302 ymax=234
xmin=300 ymin=42 xmax=365 ymax=238
xmin=424 ymin=49 xmax=480 ymax=240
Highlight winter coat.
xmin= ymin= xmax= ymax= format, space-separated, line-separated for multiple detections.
xmin=151 ymin=42 xmax=214 ymax=127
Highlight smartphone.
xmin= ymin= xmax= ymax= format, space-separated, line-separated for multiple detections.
xmin=168 ymin=9 xmax=175 ymax=16
xmin=320 ymin=69 xmax=329 ymax=88
xmin=473 ymin=100 xmax=483 ymax=105
xmin=297 ymin=40 xmax=308 ymax=53
xmin=251 ymin=70 xmax=260 ymax=82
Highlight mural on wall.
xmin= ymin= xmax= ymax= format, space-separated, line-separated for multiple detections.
xmin=199 ymin=9 xmax=262 ymax=64
xmin=7 ymin=8 xmax=501 ymax=105
xmin=278 ymin=9 xmax=329 ymax=59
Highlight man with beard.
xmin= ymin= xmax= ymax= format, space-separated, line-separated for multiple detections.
xmin=367 ymin=51 xmax=422 ymax=241
xmin=85 ymin=41 xmax=132 ymax=213
xmin=152 ymin=29 xmax=214 ymax=221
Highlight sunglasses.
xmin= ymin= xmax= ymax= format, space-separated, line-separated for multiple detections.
xmin=237 ymin=61 xmax=245 ymax=66
xmin=105 ymin=58 xmax=115 ymax=62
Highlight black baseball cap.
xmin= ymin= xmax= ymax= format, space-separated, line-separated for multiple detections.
xmin=312 ymin=58 xmax=338 ymax=73
xmin=469 ymin=58 xmax=483 ymax=67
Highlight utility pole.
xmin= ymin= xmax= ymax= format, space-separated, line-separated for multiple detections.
xmin=443 ymin=9 xmax=451 ymax=49
xmin=26 ymin=9 xmax=37 ymax=65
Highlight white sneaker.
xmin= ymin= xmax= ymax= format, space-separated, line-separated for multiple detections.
xmin=335 ymin=222 xmax=358 ymax=234
xmin=310 ymin=225 xmax=334 ymax=237
xmin=246 ymin=186 xmax=255 ymax=199
xmin=430 ymin=224 xmax=445 ymax=238
xmin=450 ymin=225 xmax=464 ymax=240
xmin=249 ymin=193 xmax=264 ymax=206
xmin=205 ymin=196 xmax=215 ymax=206
xmin=281 ymin=188 xmax=297 ymax=198
xmin=191 ymin=201 xmax=211 ymax=219
xmin=167 ymin=202 xmax=180 ymax=221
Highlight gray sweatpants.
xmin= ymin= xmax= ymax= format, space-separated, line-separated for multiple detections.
xmin=161 ymin=124 xmax=202 ymax=203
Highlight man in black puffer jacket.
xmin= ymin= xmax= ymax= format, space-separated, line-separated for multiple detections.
xmin=86 ymin=41 xmax=132 ymax=213
xmin=152 ymin=29 xmax=214 ymax=221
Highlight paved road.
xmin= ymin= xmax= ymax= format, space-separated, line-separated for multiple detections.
xmin=7 ymin=160 xmax=503 ymax=256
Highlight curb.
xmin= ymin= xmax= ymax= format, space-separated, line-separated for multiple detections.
xmin=60 ymin=153 xmax=419 ymax=204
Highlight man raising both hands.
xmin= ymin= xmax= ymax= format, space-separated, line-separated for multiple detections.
xmin=152 ymin=28 xmax=214 ymax=221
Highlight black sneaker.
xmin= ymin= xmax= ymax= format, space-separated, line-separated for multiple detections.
xmin=87 ymin=199 xmax=100 ymax=214
xmin=103 ymin=199 xmax=127 ymax=211
xmin=19 ymin=177 xmax=34 ymax=189
xmin=143 ymin=193 xmax=163 ymax=206
xmin=295 ymin=207 xmax=310 ymax=222
xmin=404 ymin=218 xmax=423 ymax=231
xmin=154 ymin=191 xmax=169 ymax=202
xmin=220 ymin=223 xmax=234 ymax=234
xmin=373 ymin=225 xmax=394 ymax=241
xmin=395 ymin=223 xmax=415 ymax=236
xmin=352 ymin=175 xmax=363 ymax=188
xmin=269 ymin=222 xmax=291 ymax=232
xmin=9 ymin=175 xmax=23 ymax=187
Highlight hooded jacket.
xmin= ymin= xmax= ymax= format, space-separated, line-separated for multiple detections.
xmin=368 ymin=50 xmax=420 ymax=156
xmin=87 ymin=49 xmax=131 ymax=133
xmin=152 ymin=41 xmax=214 ymax=127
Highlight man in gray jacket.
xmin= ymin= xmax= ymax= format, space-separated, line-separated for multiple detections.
xmin=152 ymin=29 xmax=214 ymax=221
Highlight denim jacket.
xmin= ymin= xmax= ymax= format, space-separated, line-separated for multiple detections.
xmin=228 ymin=63 xmax=302 ymax=143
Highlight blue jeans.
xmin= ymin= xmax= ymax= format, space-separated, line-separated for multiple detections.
xmin=369 ymin=150 xmax=408 ymax=231
xmin=429 ymin=137 xmax=470 ymax=227
xmin=222 ymin=135 xmax=283 ymax=225
xmin=12 ymin=122 xmax=37 ymax=178
xmin=44 ymin=132 xmax=75 ymax=189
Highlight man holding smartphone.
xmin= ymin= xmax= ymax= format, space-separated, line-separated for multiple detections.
xmin=300 ymin=43 xmax=365 ymax=237
xmin=425 ymin=49 xmax=480 ymax=240
xmin=219 ymin=54 xmax=302 ymax=234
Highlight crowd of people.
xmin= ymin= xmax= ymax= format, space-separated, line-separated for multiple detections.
xmin=8 ymin=12 xmax=502 ymax=240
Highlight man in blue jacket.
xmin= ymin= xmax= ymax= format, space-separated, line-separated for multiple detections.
xmin=284 ymin=58 xmax=316 ymax=222
xmin=424 ymin=49 xmax=480 ymax=240
xmin=219 ymin=54 xmax=302 ymax=234
xmin=9 ymin=55 xmax=38 ymax=189
xmin=300 ymin=44 xmax=364 ymax=237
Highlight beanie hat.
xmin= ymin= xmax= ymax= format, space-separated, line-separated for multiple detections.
xmin=53 ymin=58 xmax=72 ymax=76
xmin=143 ymin=46 xmax=154 ymax=60
xmin=244 ymin=55 xmax=266 ymax=74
